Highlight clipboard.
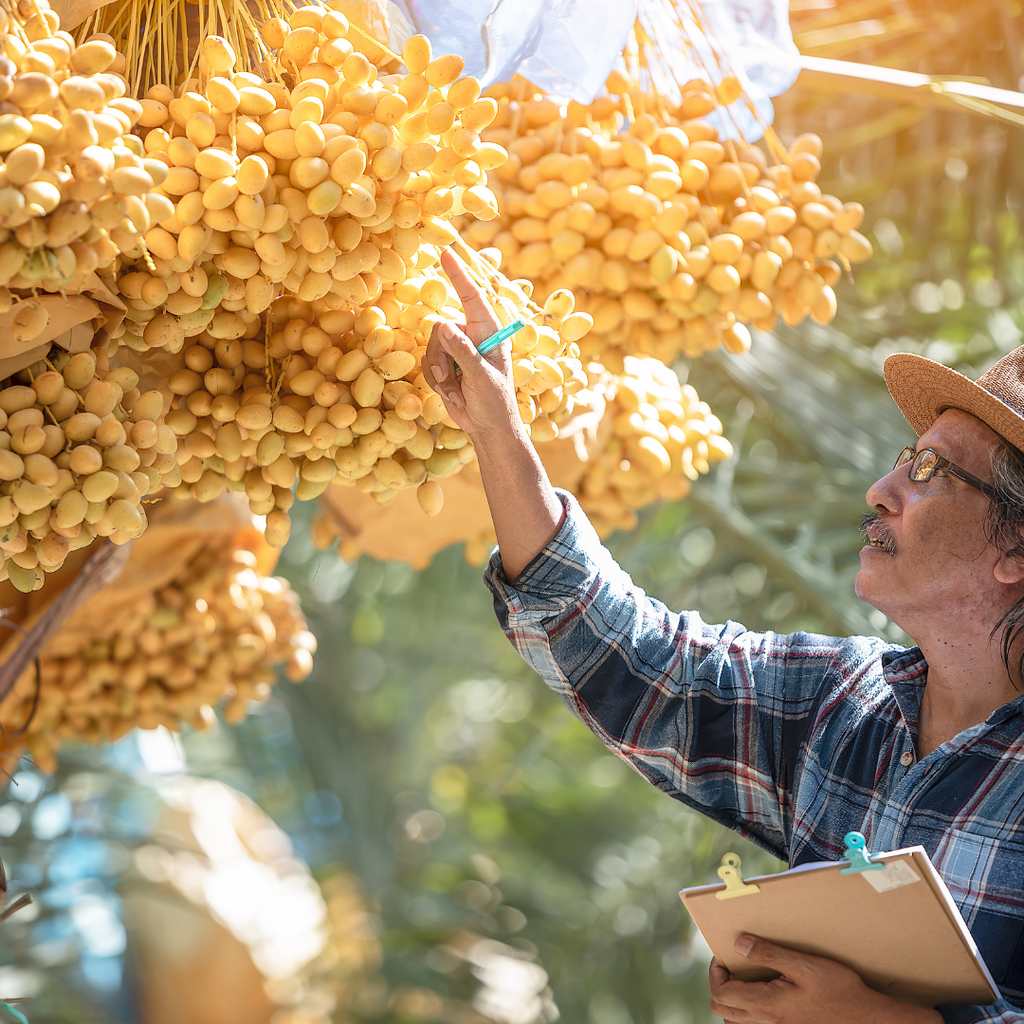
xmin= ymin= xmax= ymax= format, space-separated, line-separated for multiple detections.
xmin=680 ymin=835 xmax=1000 ymax=1008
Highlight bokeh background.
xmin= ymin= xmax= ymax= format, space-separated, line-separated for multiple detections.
xmin=2 ymin=2 xmax=1024 ymax=1023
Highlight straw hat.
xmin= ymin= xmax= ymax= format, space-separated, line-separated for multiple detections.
xmin=884 ymin=346 xmax=1024 ymax=453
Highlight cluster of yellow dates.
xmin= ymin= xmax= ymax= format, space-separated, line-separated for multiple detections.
xmin=0 ymin=500 xmax=315 ymax=774
xmin=0 ymin=0 xmax=167 ymax=332
xmin=461 ymin=78 xmax=872 ymax=369
xmin=0 ymin=349 xmax=179 ymax=590
xmin=0 ymin=0 xmax=756 ymax=577
xmin=107 ymin=13 xmax=596 ymax=538
xmin=580 ymin=355 xmax=732 ymax=536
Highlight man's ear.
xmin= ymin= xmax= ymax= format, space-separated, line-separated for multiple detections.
xmin=994 ymin=550 xmax=1024 ymax=586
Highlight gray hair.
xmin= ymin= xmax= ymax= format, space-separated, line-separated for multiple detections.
xmin=987 ymin=441 xmax=1024 ymax=687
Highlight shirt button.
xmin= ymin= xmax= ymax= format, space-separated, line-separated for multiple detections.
xmin=900 ymin=751 xmax=914 ymax=767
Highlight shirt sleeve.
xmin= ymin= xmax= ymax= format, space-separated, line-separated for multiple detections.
xmin=483 ymin=490 xmax=854 ymax=860
xmin=939 ymin=1000 xmax=1024 ymax=1023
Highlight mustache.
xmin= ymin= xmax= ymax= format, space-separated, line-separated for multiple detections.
xmin=861 ymin=513 xmax=897 ymax=555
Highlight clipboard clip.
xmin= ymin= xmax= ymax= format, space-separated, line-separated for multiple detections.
xmin=715 ymin=853 xmax=761 ymax=899
xmin=841 ymin=831 xmax=886 ymax=874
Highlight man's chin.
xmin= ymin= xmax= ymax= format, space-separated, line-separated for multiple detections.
xmin=853 ymin=567 xmax=881 ymax=606
xmin=854 ymin=571 xmax=899 ymax=626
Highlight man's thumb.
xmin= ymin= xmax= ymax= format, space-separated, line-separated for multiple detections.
xmin=734 ymin=935 xmax=799 ymax=974
xmin=437 ymin=321 xmax=480 ymax=367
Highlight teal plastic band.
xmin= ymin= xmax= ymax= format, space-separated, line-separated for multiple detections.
xmin=477 ymin=319 xmax=525 ymax=356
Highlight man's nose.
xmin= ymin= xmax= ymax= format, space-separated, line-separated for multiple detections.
xmin=865 ymin=464 xmax=905 ymax=513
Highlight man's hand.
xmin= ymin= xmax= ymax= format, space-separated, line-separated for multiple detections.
xmin=421 ymin=250 xmax=564 ymax=578
xmin=708 ymin=935 xmax=943 ymax=1024
xmin=421 ymin=250 xmax=519 ymax=440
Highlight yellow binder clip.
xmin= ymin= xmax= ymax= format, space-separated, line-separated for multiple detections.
xmin=715 ymin=853 xmax=761 ymax=900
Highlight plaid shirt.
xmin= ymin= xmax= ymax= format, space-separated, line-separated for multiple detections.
xmin=484 ymin=492 xmax=1024 ymax=1024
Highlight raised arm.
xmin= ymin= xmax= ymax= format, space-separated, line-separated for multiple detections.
xmin=422 ymin=250 xmax=565 ymax=580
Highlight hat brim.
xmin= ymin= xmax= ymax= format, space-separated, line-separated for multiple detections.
xmin=884 ymin=352 xmax=1024 ymax=453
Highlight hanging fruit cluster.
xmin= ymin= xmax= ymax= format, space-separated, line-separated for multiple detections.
xmin=459 ymin=76 xmax=872 ymax=370
xmin=98 ymin=10 xmax=593 ymax=543
xmin=577 ymin=355 xmax=732 ymax=535
xmin=0 ymin=497 xmax=314 ymax=775
xmin=0 ymin=347 xmax=178 ymax=589
xmin=0 ymin=0 xmax=167 ymax=335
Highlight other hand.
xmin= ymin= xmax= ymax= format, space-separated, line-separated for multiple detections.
xmin=707 ymin=935 xmax=941 ymax=1024
xmin=421 ymin=250 xmax=519 ymax=439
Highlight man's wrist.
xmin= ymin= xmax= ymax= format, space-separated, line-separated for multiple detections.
xmin=467 ymin=415 xmax=532 ymax=454
xmin=870 ymin=989 xmax=943 ymax=1024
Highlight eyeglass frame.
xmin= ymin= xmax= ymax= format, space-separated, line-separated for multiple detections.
xmin=893 ymin=446 xmax=1008 ymax=503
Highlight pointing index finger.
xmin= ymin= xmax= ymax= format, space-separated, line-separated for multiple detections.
xmin=440 ymin=250 xmax=501 ymax=334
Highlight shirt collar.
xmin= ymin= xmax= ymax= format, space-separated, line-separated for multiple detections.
xmin=881 ymin=647 xmax=928 ymax=735
xmin=880 ymin=646 xmax=1024 ymax=732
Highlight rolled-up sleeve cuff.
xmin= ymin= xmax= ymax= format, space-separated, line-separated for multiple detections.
xmin=483 ymin=490 xmax=618 ymax=612
xmin=938 ymin=1000 xmax=1024 ymax=1023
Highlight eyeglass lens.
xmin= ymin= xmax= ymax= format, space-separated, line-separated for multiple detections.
xmin=910 ymin=449 xmax=939 ymax=480
xmin=893 ymin=447 xmax=940 ymax=481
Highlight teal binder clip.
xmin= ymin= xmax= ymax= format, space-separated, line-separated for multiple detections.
xmin=840 ymin=831 xmax=885 ymax=874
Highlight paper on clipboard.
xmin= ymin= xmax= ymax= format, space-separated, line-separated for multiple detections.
xmin=679 ymin=846 xmax=999 ymax=1008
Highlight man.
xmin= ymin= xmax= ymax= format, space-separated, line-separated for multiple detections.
xmin=424 ymin=250 xmax=1024 ymax=1024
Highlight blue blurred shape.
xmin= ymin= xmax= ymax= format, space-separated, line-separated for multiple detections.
xmin=47 ymin=837 xmax=110 ymax=885
xmin=9 ymin=772 xmax=45 ymax=804
xmin=303 ymin=789 xmax=343 ymax=828
xmin=78 ymin=953 xmax=123 ymax=993
xmin=32 ymin=793 xmax=72 ymax=841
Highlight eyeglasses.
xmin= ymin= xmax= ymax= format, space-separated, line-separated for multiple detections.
xmin=893 ymin=446 xmax=1007 ymax=503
